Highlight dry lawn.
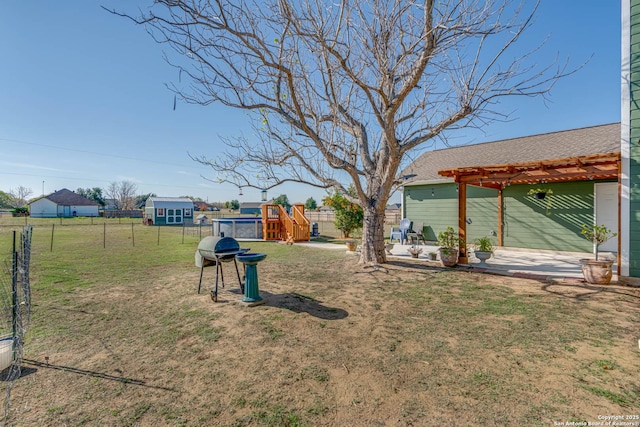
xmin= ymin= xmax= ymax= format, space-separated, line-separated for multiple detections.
xmin=1 ymin=226 xmax=639 ymax=426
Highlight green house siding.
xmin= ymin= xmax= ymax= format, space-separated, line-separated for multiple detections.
xmin=630 ymin=147 xmax=640 ymax=275
xmin=631 ymin=0 xmax=640 ymax=276
xmin=405 ymin=181 xmax=607 ymax=253
xmin=466 ymin=187 xmax=500 ymax=243
xmin=404 ymin=184 xmax=458 ymax=241
xmin=502 ymin=182 xmax=595 ymax=252
xmin=404 ymin=184 xmax=498 ymax=243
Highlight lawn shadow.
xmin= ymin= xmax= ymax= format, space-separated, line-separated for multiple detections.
xmin=386 ymin=259 xmax=446 ymax=272
xmin=540 ymin=281 xmax=640 ymax=303
xmin=20 ymin=359 xmax=178 ymax=392
xmin=260 ymin=291 xmax=349 ymax=320
xmin=0 ymin=366 xmax=37 ymax=381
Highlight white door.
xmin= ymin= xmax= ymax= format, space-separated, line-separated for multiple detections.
xmin=594 ymin=182 xmax=618 ymax=253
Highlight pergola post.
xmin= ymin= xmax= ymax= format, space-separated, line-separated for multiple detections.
xmin=458 ymin=182 xmax=468 ymax=264
xmin=497 ymin=188 xmax=504 ymax=246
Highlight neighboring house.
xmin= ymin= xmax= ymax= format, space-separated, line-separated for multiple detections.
xmin=102 ymin=198 xmax=118 ymax=211
xmin=144 ymin=197 xmax=194 ymax=226
xmin=29 ymin=188 xmax=100 ymax=218
xmin=401 ymin=123 xmax=620 ymax=264
xmin=622 ymin=0 xmax=640 ymax=279
xmin=239 ymin=202 xmax=264 ymax=215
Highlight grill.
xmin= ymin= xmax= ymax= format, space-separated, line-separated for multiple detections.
xmin=195 ymin=236 xmax=249 ymax=301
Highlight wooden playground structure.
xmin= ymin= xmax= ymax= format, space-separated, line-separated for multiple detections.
xmin=261 ymin=204 xmax=310 ymax=243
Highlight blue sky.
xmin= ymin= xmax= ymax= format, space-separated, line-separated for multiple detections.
xmin=0 ymin=1 xmax=621 ymax=205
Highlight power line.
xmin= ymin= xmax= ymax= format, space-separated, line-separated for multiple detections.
xmin=0 ymin=137 xmax=198 ymax=169
xmin=0 ymin=171 xmax=218 ymax=191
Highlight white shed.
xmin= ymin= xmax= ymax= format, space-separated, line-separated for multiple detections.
xmin=29 ymin=188 xmax=100 ymax=218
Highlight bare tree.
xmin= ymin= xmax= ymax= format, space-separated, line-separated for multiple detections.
xmin=110 ymin=0 xmax=573 ymax=263
xmin=10 ymin=186 xmax=33 ymax=208
xmin=105 ymin=181 xmax=138 ymax=210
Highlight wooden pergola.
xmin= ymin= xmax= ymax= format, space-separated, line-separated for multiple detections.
xmin=437 ymin=152 xmax=621 ymax=264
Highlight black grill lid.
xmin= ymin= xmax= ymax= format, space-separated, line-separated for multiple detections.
xmin=198 ymin=236 xmax=240 ymax=254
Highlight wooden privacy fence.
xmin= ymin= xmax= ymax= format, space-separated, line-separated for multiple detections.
xmin=305 ymin=211 xmax=401 ymax=224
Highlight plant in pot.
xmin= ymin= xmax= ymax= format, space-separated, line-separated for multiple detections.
xmin=345 ymin=240 xmax=357 ymax=251
xmin=579 ymin=224 xmax=617 ymax=285
xmin=527 ymin=187 xmax=553 ymax=200
xmin=527 ymin=187 xmax=554 ymax=215
xmin=384 ymin=240 xmax=394 ymax=255
xmin=473 ymin=236 xmax=494 ymax=267
xmin=407 ymin=245 xmax=423 ymax=258
xmin=437 ymin=226 xmax=459 ymax=267
xmin=428 ymin=251 xmax=438 ymax=261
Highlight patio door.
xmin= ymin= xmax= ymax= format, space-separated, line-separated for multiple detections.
xmin=594 ymin=182 xmax=618 ymax=253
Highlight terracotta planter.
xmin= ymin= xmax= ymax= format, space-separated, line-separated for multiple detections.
xmin=439 ymin=248 xmax=458 ymax=267
xmin=580 ymin=259 xmax=614 ymax=285
xmin=346 ymin=242 xmax=357 ymax=251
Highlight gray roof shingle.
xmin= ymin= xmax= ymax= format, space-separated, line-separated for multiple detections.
xmin=401 ymin=123 xmax=620 ymax=184
xmin=46 ymin=188 xmax=99 ymax=206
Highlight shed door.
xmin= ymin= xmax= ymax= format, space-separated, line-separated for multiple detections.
xmin=166 ymin=208 xmax=183 ymax=224
xmin=595 ymin=182 xmax=618 ymax=253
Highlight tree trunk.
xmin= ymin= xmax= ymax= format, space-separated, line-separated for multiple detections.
xmin=359 ymin=206 xmax=387 ymax=264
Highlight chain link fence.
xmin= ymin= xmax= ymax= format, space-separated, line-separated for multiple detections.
xmin=1 ymin=226 xmax=32 ymax=423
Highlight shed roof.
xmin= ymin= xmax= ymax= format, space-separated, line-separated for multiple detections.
xmin=148 ymin=197 xmax=194 ymax=204
xmin=401 ymin=123 xmax=620 ymax=185
xmin=240 ymin=202 xmax=265 ymax=209
xmin=38 ymin=188 xmax=99 ymax=206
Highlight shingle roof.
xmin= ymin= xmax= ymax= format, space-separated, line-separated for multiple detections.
xmin=401 ymin=123 xmax=620 ymax=185
xmin=46 ymin=188 xmax=99 ymax=206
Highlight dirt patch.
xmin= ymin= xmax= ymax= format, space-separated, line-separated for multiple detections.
xmin=5 ymin=246 xmax=640 ymax=426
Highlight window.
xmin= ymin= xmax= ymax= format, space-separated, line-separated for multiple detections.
xmin=157 ymin=208 xmax=165 ymax=217
xmin=185 ymin=208 xmax=192 ymax=217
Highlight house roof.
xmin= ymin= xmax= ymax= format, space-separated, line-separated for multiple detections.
xmin=38 ymin=188 xmax=99 ymax=206
xmin=401 ymin=123 xmax=621 ymax=185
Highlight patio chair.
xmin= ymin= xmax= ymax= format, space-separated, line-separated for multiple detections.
xmin=408 ymin=221 xmax=426 ymax=245
xmin=399 ymin=218 xmax=412 ymax=245
xmin=389 ymin=227 xmax=403 ymax=243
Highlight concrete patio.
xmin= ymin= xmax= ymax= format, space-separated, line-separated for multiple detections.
xmin=297 ymin=240 xmax=621 ymax=283
xmin=385 ymin=243 xmax=618 ymax=282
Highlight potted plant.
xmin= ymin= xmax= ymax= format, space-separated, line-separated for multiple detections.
xmin=527 ymin=187 xmax=553 ymax=200
xmin=473 ymin=236 xmax=494 ymax=267
xmin=345 ymin=240 xmax=357 ymax=251
xmin=384 ymin=240 xmax=394 ymax=255
xmin=428 ymin=251 xmax=438 ymax=261
xmin=407 ymin=245 xmax=423 ymax=258
xmin=579 ymin=224 xmax=617 ymax=285
xmin=437 ymin=226 xmax=459 ymax=267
